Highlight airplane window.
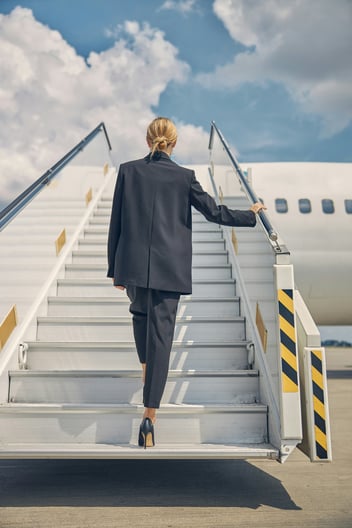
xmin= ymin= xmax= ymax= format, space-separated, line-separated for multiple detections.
xmin=345 ymin=199 xmax=352 ymax=214
xmin=299 ymin=198 xmax=312 ymax=214
xmin=275 ymin=198 xmax=288 ymax=213
xmin=322 ymin=199 xmax=335 ymax=214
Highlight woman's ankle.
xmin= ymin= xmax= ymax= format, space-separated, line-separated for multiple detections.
xmin=143 ymin=408 xmax=156 ymax=424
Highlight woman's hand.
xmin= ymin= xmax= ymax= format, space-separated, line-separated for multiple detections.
xmin=111 ymin=279 xmax=125 ymax=291
xmin=250 ymin=202 xmax=267 ymax=214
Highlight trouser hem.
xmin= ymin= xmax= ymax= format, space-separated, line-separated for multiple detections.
xmin=143 ymin=402 xmax=160 ymax=409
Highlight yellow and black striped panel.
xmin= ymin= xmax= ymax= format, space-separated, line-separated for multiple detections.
xmin=278 ymin=289 xmax=298 ymax=393
xmin=311 ymin=349 xmax=328 ymax=459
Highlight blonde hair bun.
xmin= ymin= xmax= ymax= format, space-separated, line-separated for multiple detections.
xmin=147 ymin=117 xmax=177 ymax=156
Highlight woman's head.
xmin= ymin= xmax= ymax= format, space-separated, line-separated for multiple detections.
xmin=146 ymin=117 xmax=177 ymax=156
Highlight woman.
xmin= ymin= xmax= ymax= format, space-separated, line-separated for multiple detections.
xmin=107 ymin=117 xmax=266 ymax=448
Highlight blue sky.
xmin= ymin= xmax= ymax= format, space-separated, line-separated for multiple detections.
xmin=0 ymin=0 xmax=351 ymax=340
xmin=0 ymin=0 xmax=351 ymax=205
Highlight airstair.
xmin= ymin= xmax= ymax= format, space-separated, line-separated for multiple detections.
xmin=0 ymin=122 xmax=331 ymax=462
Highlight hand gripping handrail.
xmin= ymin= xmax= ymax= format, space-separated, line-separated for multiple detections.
xmin=209 ymin=120 xmax=280 ymax=246
xmin=0 ymin=122 xmax=112 ymax=232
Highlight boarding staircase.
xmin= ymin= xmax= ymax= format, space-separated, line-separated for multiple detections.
xmin=0 ymin=122 xmax=331 ymax=462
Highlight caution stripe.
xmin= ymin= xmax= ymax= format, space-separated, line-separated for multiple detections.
xmin=311 ymin=349 xmax=328 ymax=459
xmin=278 ymin=289 xmax=298 ymax=393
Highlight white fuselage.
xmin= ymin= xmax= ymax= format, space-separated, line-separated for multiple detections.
xmin=241 ymin=162 xmax=352 ymax=325
xmin=189 ymin=161 xmax=351 ymax=326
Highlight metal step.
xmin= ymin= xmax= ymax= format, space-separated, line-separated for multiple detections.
xmin=36 ymin=316 xmax=246 ymax=342
xmin=89 ymin=215 xmax=210 ymax=225
xmin=85 ymin=223 xmax=222 ymax=233
xmin=0 ymin=442 xmax=279 ymax=460
xmin=64 ymin=263 xmax=233 ymax=280
xmin=0 ymin=403 xmax=269 ymax=445
xmin=78 ymin=238 xmax=226 ymax=252
xmin=91 ymin=209 xmax=208 ymax=220
xmin=57 ymin=279 xmax=237 ymax=298
xmin=83 ymin=230 xmax=224 ymax=242
xmin=47 ymin=296 xmax=241 ymax=317
xmin=9 ymin=370 xmax=259 ymax=405
xmin=24 ymin=341 xmax=251 ymax=371
xmin=71 ymin=249 xmax=229 ymax=266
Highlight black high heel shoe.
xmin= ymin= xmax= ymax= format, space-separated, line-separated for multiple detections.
xmin=138 ymin=418 xmax=155 ymax=449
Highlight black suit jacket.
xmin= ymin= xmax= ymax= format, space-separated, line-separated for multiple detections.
xmin=107 ymin=152 xmax=256 ymax=294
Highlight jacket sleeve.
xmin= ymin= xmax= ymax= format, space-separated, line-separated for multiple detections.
xmin=190 ymin=172 xmax=256 ymax=227
xmin=107 ymin=168 xmax=124 ymax=278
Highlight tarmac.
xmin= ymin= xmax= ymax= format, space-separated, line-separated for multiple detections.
xmin=0 ymin=347 xmax=351 ymax=528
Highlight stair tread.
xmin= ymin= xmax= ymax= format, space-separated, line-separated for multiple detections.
xmin=80 ymin=236 xmax=224 ymax=241
xmin=65 ymin=263 xmax=231 ymax=269
xmin=85 ymin=225 xmax=222 ymax=231
xmin=57 ymin=278 xmax=236 ymax=284
xmin=0 ymin=402 xmax=268 ymax=412
xmin=73 ymin=249 xmax=228 ymax=255
xmin=37 ymin=315 xmax=245 ymax=323
xmin=9 ymin=369 xmax=258 ymax=378
xmin=25 ymin=340 xmax=250 ymax=349
xmin=48 ymin=296 xmax=240 ymax=303
xmin=0 ymin=442 xmax=278 ymax=459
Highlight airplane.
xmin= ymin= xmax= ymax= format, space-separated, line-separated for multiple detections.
xmin=0 ymin=121 xmax=341 ymax=462
xmin=188 ymin=157 xmax=352 ymax=331
xmin=240 ymin=162 xmax=352 ymax=328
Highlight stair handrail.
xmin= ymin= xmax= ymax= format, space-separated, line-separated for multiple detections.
xmin=209 ymin=121 xmax=281 ymax=246
xmin=0 ymin=122 xmax=112 ymax=232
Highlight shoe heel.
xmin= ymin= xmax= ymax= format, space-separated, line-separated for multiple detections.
xmin=142 ymin=431 xmax=154 ymax=449
xmin=139 ymin=418 xmax=155 ymax=449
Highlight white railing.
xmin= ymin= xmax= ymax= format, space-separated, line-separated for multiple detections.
xmin=0 ymin=166 xmax=116 ymax=402
xmin=208 ymin=123 xmax=306 ymax=461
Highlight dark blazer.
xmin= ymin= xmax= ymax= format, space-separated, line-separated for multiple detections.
xmin=107 ymin=151 xmax=256 ymax=294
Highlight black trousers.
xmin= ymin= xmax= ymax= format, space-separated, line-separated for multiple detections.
xmin=126 ymin=286 xmax=180 ymax=408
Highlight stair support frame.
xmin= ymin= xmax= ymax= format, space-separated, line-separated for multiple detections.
xmin=274 ymin=264 xmax=303 ymax=461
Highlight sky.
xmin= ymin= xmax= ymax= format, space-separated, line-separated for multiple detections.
xmin=0 ymin=0 xmax=352 ymax=206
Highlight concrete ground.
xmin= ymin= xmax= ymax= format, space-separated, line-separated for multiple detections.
xmin=0 ymin=347 xmax=351 ymax=528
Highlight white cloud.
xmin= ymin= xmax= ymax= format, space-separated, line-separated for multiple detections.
xmin=199 ymin=0 xmax=352 ymax=137
xmin=159 ymin=0 xmax=199 ymax=15
xmin=173 ymin=121 xmax=209 ymax=163
xmin=0 ymin=7 xmax=208 ymax=204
